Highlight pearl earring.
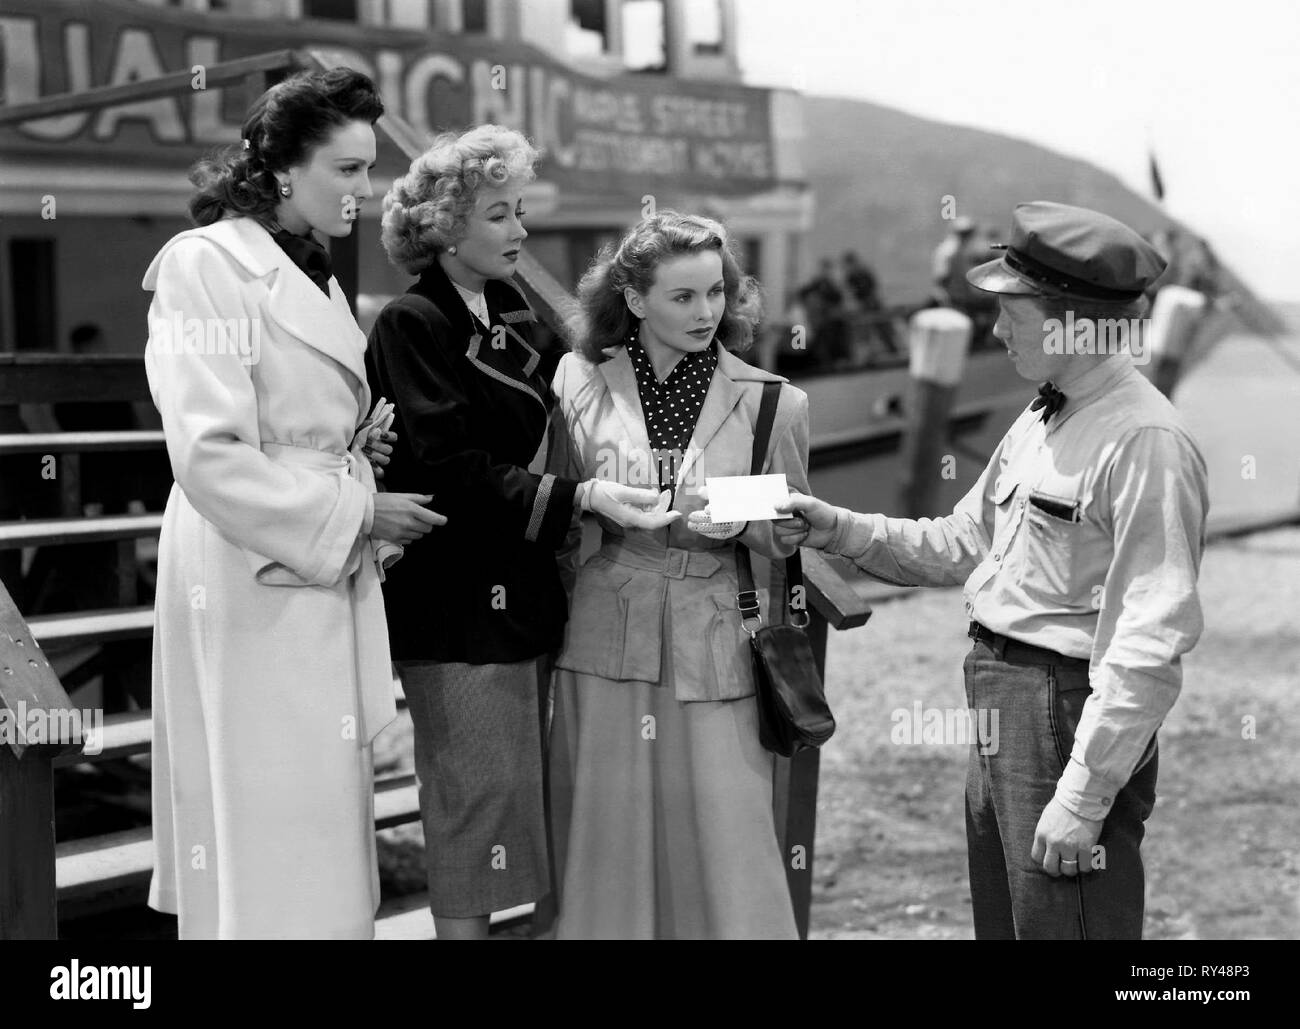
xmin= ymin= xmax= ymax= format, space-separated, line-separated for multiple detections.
xmin=278 ymin=182 xmax=291 ymax=198
xmin=448 ymin=245 xmax=457 ymax=255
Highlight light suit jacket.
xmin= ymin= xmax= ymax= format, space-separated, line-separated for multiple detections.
xmin=551 ymin=345 xmax=810 ymax=702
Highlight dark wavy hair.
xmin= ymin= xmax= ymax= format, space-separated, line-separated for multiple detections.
xmin=188 ymin=67 xmax=384 ymax=227
xmin=570 ymin=210 xmax=762 ymax=363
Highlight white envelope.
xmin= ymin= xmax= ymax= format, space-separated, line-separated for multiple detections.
xmin=704 ymin=473 xmax=790 ymax=522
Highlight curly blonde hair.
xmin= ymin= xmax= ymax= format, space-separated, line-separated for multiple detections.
xmin=571 ymin=210 xmax=763 ymax=362
xmin=380 ymin=124 xmax=539 ymax=274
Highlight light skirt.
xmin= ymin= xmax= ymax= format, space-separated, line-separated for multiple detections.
xmin=549 ymin=670 xmax=798 ymax=940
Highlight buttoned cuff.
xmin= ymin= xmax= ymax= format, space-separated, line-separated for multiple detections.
xmin=1054 ymin=757 xmax=1118 ymax=822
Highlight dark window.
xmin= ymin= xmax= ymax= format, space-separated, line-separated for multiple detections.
xmin=571 ymin=0 xmax=606 ymax=34
xmin=9 ymin=238 xmax=56 ymax=352
xmin=303 ymin=0 xmax=358 ymax=21
xmin=463 ymin=0 xmax=488 ymax=32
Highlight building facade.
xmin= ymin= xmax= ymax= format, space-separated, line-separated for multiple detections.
xmin=0 ymin=0 xmax=810 ymax=354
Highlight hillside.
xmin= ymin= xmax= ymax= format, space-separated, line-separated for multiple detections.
xmin=800 ymin=94 xmax=1283 ymax=337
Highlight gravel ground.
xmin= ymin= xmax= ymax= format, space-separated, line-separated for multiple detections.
xmin=811 ymin=526 xmax=1300 ymax=940
xmin=375 ymin=526 xmax=1300 ymax=940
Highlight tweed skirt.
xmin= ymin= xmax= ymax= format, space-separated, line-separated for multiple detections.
xmin=398 ymin=657 xmax=550 ymax=919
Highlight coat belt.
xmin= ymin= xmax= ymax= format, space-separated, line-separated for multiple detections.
xmin=259 ymin=440 xmax=397 ymax=745
xmin=599 ymin=535 xmax=723 ymax=580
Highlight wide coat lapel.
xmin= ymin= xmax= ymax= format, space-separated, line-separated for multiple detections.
xmin=202 ymin=218 xmax=369 ymax=388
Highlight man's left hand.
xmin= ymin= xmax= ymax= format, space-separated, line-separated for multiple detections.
xmin=1031 ymin=797 xmax=1104 ymax=878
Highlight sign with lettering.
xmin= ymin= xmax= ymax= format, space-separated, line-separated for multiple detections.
xmin=0 ymin=0 xmax=781 ymax=196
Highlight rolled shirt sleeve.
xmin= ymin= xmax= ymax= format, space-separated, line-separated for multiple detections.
xmin=1054 ymin=426 xmax=1209 ymax=820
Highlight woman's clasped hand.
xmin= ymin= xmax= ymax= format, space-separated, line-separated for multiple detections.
xmin=370 ymin=492 xmax=446 ymax=545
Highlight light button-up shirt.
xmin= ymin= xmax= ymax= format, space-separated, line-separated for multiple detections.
xmin=828 ymin=356 xmax=1209 ymax=820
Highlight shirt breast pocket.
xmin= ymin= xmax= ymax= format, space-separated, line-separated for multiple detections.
xmin=1023 ymin=490 xmax=1086 ymax=598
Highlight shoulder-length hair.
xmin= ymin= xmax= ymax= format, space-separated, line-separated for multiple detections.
xmin=187 ymin=67 xmax=383 ymax=227
xmin=380 ymin=124 xmax=540 ymax=274
xmin=570 ymin=211 xmax=762 ymax=363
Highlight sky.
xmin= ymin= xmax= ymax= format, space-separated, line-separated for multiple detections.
xmin=734 ymin=0 xmax=1300 ymax=301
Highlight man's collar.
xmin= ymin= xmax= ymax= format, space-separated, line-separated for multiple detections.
xmin=1047 ymin=355 xmax=1135 ymax=431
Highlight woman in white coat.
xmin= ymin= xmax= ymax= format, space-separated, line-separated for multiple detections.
xmin=142 ymin=68 xmax=442 ymax=939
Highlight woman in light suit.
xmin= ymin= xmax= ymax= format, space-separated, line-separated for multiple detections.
xmin=548 ymin=211 xmax=811 ymax=939
xmin=143 ymin=68 xmax=441 ymax=939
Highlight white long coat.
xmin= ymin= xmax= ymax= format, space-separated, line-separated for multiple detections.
xmin=141 ymin=217 xmax=397 ymax=939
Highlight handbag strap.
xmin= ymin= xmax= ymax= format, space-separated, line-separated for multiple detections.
xmin=736 ymin=381 xmax=806 ymax=632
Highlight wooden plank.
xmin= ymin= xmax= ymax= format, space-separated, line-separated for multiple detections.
xmin=0 ymin=514 xmax=163 ymax=551
xmin=56 ymin=773 xmax=422 ymax=906
xmin=0 ymin=50 xmax=302 ymax=127
xmin=513 ymin=249 xmax=582 ymax=336
xmin=0 ymin=356 xmax=150 ymax=405
xmin=772 ymin=615 xmax=828 ymax=941
xmin=373 ymin=773 xmax=420 ymax=830
xmin=802 ymin=548 xmax=872 ymax=630
xmin=0 ymin=431 xmax=166 ymax=455
xmin=1 ymin=578 xmax=81 ymax=761
xmin=54 ymin=710 xmax=151 ymax=769
xmin=56 ymin=827 xmax=152 ymax=902
xmin=27 ymin=607 xmax=154 ymax=649
xmin=0 ymin=745 xmax=59 ymax=938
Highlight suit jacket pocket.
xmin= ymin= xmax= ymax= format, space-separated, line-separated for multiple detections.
xmin=556 ymin=556 xmax=643 ymax=680
xmin=705 ymin=588 xmax=771 ymax=702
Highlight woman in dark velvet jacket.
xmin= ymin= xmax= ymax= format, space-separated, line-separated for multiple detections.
xmin=365 ymin=124 xmax=674 ymax=940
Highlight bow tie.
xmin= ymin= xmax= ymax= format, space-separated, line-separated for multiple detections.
xmin=269 ymin=226 xmax=333 ymax=297
xmin=1030 ymin=382 xmax=1066 ymax=422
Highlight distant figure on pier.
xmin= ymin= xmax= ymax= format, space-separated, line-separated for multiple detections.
xmin=933 ymin=217 xmax=998 ymax=346
xmin=843 ymin=250 xmax=898 ymax=354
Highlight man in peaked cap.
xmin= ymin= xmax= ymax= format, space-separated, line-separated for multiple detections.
xmin=777 ymin=202 xmax=1210 ymax=939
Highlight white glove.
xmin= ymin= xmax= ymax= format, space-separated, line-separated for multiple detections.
xmin=686 ymin=511 xmax=747 ymax=540
xmin=583 ymin=480 xmax=681 ymax=531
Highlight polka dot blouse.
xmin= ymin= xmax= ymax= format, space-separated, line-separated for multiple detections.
xmin=626 ymin=333 xmax=718 ymax=491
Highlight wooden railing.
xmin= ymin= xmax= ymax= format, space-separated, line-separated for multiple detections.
xmin=0 ymin=49 xmax=871 ymax=941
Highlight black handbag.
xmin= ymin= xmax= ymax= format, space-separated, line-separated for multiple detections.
xmin=735 ymin=382 xmax=835 ymax=757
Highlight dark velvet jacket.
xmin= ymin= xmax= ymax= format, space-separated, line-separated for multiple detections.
xmin=364 ymin=261 xmax=578 ymax=664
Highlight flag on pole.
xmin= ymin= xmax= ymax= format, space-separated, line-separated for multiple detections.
xmin=1149 ymin=150 xmax=1165 ymax=202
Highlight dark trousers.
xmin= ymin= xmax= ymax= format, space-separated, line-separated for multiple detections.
xmin=963 ymin=638 xmax=1158 ymax=939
